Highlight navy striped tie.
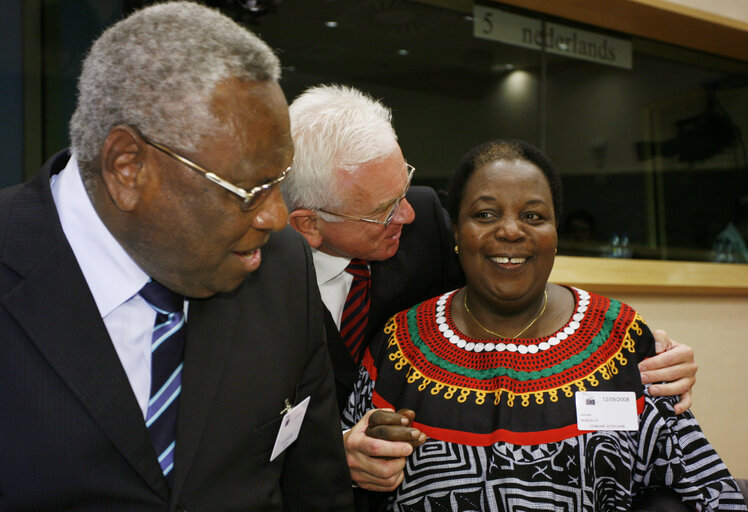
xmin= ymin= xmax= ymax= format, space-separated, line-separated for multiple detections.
xmin=140 ymin=280 xmax=185 ymax=485
xmin=340 ymin=258 xmax=371 ymax=363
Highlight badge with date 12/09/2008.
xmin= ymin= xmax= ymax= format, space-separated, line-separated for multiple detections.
xmin=575 ymin=391 xmax=638 ymax=431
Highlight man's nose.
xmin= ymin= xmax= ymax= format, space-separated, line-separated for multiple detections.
xmin=393 ymin=197 xmax=416 ymax=225
xmin=252 ymin=186 xmax=289 ymax=232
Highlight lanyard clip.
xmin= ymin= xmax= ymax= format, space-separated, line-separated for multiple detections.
xmin=280 ymin=398 xmax=293 ymax=416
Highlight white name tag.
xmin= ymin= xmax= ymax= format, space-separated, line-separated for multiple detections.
xmin=270 ymin=395 xmax=310 ymax=461
xmin=575 ymin=391 xmax=638 ymax=431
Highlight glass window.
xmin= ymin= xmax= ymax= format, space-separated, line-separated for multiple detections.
xmin=222 ymin=0 xmax=748 ymax=264
xmin=11 ymin=0 xmax=748 ymax=263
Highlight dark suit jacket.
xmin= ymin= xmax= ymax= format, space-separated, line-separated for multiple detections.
xmin=325 ymin=186 xmax=464 ymax=412
xmin=0 ymin=150 xmax=354 ymax=511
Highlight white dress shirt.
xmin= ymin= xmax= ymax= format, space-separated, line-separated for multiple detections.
xmin=311 ymin=249 xmax=357 ymax=330
xmin=51 ymin=157 xmax=157 ymax=418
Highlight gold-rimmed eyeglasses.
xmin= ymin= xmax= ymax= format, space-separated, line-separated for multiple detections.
xmin=142 ymin=136 xmax=292 ymax=212
xmin=316 ymin=164 xmax=415 ymax=227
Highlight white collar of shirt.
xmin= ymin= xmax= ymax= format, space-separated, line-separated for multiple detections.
xmin=312 ymin=249 xmax=351 ymax=288
xmin=312 ymin=249 xmax=358 ymax=330
xmin=50 ymin=156 xmax=150 ymax=316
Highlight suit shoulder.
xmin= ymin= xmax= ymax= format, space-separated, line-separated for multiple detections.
xmin=263 ymin=226 xmax=310 ymax=255
xmin=257 ymin=226 xmax=314 ymax=275
xmin=406 ymin=185 xmax=441 ymax=208
xmin=0 ymin=184 xmax=23 ymax=268
xmin=0 ymin=183 xmax=23 ymax=226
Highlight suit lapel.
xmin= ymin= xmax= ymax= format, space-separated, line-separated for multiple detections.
xmin=1 ymin=163 xmax=169 ymax=500
xmin=322 ymin=305 xmax=358 ymax=407
xmin=170 ymin=289 xmax=237 ymax=498
xmin=367 ymin=252 xmax=406 ymax=342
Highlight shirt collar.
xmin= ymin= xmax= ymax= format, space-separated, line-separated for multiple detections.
xmin=51 ymin=156 xmax=150 ymax=318
xmin=311 ymin=249 xmax=352 ymax=286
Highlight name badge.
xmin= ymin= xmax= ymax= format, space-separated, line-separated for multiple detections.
xmin=270 ymin=396 xmax=310 ymax=461
xmin=575 ymin=391 xmax=638 ymax=431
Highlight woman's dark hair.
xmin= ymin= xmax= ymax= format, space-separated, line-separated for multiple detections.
xmin=446 ymin=139 xmax=563 ymax=223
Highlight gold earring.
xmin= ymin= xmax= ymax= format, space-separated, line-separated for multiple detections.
xmin=454 ymin=245 xmax=460 ymax=254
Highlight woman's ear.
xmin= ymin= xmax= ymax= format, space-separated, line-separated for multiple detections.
xmin=288 ymin=209 xmax=323 ymax=248
xmin=100 ymin=125 xmax=148 ymax=212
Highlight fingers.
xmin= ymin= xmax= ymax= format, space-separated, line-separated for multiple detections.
xmin=351 ymin=464 xmax=406 ymax=492
xmin=672 ymin=391 xmax=692 ymax=415
xmin=366 ymin=424 xmax=426 ymax=447
xmin=648 ymin=383 xmax=693 ymax=414
xmin=639 ymin=337 xmax=697 ymax=414
xmin=348 ymin=411 xmax=414 ymax=457
xmin=366 ymin=408 xmax=425 ymax=447
xmin=647 ymin=376 xmax=695 ymax=397
xmin=652 ymin=329 xmax=673 ymax=353
xmin=368 ymin=409 xmax=412 ymax=428
xmin=395 ymin=409 xmax=416 ymax=425
xmin=348 ymin=443 xmax=407 ymax=479
xmin=345 ymin=409 xmax=425 ymax=491
xmin=640 ymin=360 xmax=697 ymax=387
xmin=638 ymin=342 xmax=695 ymax=373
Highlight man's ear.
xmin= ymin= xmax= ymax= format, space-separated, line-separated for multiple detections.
xmin=288 ymin=209 xmax=323 ymax=248
xmin=100 ymin=125 xmax=148 ymax=212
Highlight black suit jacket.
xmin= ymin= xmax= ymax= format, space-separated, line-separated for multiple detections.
xmin=0 ymin=151 xmax=354 ymax=511
xmin=325 ymin=186 xmax=464 ymax=412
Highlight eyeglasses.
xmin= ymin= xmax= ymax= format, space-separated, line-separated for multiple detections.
xmin=142 ymin=137 xmax=292 ymax=212
xmin=316 ymin=164 xmax=415 ymax=227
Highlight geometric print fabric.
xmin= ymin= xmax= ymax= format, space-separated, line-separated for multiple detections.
xmin=342 ymin=287 xmax=747 ymax=511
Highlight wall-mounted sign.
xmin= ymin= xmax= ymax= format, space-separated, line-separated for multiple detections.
xmin=474 ymin=5 xmax=633 ymax=70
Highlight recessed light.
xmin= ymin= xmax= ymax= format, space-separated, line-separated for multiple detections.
xmin=325 ymin=21 xmax=338 ymax=28
xmin=397 ymin=49 xmax=410 ymax=56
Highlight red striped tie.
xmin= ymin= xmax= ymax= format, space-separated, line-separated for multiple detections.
xmin=340 ymin=258 xmax=371 ymax=363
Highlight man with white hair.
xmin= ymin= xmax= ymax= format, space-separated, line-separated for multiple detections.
xmin=0 ymin=3 xmax=352 ymax=510
xmin=283 ymin=84 xmax=698 ymax=499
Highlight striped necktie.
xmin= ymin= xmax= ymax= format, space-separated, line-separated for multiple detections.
xmin=140 ymin=280 xmax=185 ymax=485
xmin=340 ymin=258 xmax=371 ymax=363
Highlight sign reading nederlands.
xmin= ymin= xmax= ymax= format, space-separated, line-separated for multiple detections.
xmin=474 ymin=5 xmax=633 ymax=70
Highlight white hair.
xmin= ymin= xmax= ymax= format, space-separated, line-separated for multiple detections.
xmin=282 ymin=84 xmax=398 ymax=211
xmin=69 ymin=1 xmax=280 ymax=181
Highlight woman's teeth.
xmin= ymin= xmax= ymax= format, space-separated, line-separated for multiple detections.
xmin=490 ymin=256 xmax=527 ymax=264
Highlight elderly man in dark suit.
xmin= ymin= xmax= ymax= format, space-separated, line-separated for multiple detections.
xmin=0 ymin=3 xmax=352 ymax=510
xmin=282 ymin=84 xmax=698 ymax=498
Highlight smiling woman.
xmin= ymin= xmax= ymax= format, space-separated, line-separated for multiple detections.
xmin=341 ymin=139 xmax=746 ymax=511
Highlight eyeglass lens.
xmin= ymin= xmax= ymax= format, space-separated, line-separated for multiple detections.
xmin=241 ymin=187 xmax=271 ymax=212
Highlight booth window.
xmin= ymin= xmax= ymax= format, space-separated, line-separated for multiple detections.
xmin=11 ymin=0 xmax=748 ymax=263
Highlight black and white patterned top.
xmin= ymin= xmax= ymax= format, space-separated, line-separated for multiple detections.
xmin=342 ymin=289 xmax=746 ymax=511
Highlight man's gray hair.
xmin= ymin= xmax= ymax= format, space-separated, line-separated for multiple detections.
xmin=70 ymin=1 xmax=280 ymax=180
xmin=282 ymin=84 xmax=398 ymax=212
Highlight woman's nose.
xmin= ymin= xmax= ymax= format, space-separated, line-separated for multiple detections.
xmin=495 ymin=217 xmax=524 ymax=241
